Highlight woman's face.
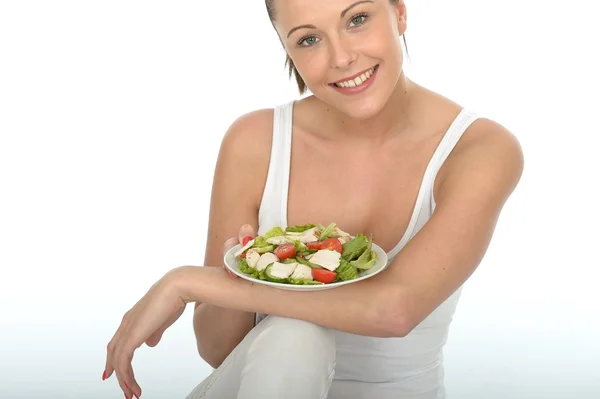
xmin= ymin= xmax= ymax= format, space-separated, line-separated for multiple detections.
xmin=273 ymin=0 xmax=407 ymax=119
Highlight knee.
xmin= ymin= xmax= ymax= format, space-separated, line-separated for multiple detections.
xmin=249 ymin=316 xmax=336 ymax=366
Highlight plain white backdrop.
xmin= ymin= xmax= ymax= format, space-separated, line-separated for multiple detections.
xmin=1 ymin=1 xmax=599 ymax=398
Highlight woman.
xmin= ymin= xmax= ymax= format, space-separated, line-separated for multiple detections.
xmin=102 ymin=0 xmax=524 ymax=398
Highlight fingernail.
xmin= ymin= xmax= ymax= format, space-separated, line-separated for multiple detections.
xmin=102 ymin=370 xmax=106 ymax=381
xmin=134 ymin=394 xmax=140 ymax=399
xmin=124 ymin=394 xmax=129 ymax=399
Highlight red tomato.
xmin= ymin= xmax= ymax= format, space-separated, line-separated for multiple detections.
xmin=307 ymin=241 xmax=322 ymax=250
xmin=240 ymin=252 xmax=246 ymax=258
xmin=312 ymin=269 xmax=337 ymax=284
xmin=274 ymin=243 xmax=296 ymax=259
xmin=242 ymin=235 xmax=253 ymax=246
xmin=320 ymin=238 xmax=343 ymax=254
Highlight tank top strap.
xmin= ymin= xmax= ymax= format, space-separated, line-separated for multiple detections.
xmin=257 ymin=101 xmax=295 ymax=232
xmin=431 ymin=108 xmax=479 ymax=170
xmin=427 ymin=108 xmax=479 ymax=208
xmin=386 ymin=108 xmax=479 ymax=259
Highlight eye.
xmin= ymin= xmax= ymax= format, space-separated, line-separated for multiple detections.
xmin=348 ymin=13 xmax=369 ymax=28
xmin=298 ymin=35 xmax=320 ymax=47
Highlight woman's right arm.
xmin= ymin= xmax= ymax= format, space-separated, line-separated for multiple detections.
xmin=193 ymin=109 xmax=274 ymax=369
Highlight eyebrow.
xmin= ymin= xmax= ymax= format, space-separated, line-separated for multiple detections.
xmin=286 ymin=0 xmax=375 ymax=38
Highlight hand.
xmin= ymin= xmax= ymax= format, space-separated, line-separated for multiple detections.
xmin=223 ymin=224 xmax=256 ymax=279
xmin=102 ymin=269 xmax=187 ymax=399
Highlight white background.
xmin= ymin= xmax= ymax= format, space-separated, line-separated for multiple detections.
xmin=1 ymin=1 xmax=599 ymax=398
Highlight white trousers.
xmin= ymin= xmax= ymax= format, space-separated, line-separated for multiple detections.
xmin=186 ymin=315 xmax=336 ymax=399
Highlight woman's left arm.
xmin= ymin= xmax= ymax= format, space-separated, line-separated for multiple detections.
xmin=176 ymin=120 xmax=525 ymax=337
xmin=103 ymin=121 xmax=523 ymax=397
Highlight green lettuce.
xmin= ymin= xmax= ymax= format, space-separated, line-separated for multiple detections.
xmin=350 ymin=235 xmax=377 ymax=269
xmin=350 ymin=244 xmax=378 ymax=270
xmin=318 ymin=222 xmax=337 ymax=241
xmin=252 ymin=236 xmax=268 ymax=248
xmin=264 ymin=227 xmax=285 ymax=239
xmin=342 ymin=234 xmax=369 ymax=261
xmin=285 ymin=224 xmax=315 ymax=233
xmin=336 ymin=258 xmax=358 ymax=281
xmin=238 ymin=259 xmax=260 ymax=279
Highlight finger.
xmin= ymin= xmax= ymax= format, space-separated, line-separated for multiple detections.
xmin=223 ymin=237 xmax=238 ymax=254
xmin=115 ymin=344 xmax=139 ymax=399
xmin=123 ymin=365 xmax=142 ymax=399
xmin=238 ymin=224 xmax=256 ymax=244
xmin=104 ymin=311 xmax=130 ymax=380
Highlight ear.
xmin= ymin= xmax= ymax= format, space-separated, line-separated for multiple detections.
xmin=393 ymin=0 xmax=408 ymax=35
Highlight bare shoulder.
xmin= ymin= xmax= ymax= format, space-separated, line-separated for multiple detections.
xmin=436 ymin=117 xmax=525 ymax=209
xmin=219 ymin=108 xmax=275 ymax=162
xmin=211 ymin=108 xmax=276 ymax=213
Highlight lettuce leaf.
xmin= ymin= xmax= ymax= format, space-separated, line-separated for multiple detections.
xmin=336 ymin=258 xmax=358 ymax=281
xmin=318 ymin=222 xmax=337 ymax=241
xmin=350 ymin=249 xmax=377 ymax=270
xmin=285 ymin=224 xmax=315 ymax=233
xmin=238 ymin=259 xmax=260 ymax=279
xmin=252 ymin=236 xmax=267 ymax=248
xmin=264 ymin=227 xmax=285 ymax=240
xmin=342 ymin=234 xmax=369 ymax=261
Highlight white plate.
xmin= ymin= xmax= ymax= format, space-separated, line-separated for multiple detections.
xmin=223 ymin=243 xmax=389 ymax=291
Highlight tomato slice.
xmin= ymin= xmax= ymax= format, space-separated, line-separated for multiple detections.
xmin=242 ymin=235 xmax=253 ymax=246
xmin=312 ymin=269 xmax=337 ymax=284
xmin=320 ymin=238 xmax=343 ymax=254
xmin=274 ymin=243 xmax=296 ymax=259
xmin=307 ymin=241 xmax=322 ymax=250
xmin=240 ymin=252 xmax=247 ymax=258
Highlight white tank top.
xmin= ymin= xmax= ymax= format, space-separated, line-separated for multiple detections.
xmin=256 ymin=101 xmax=480 ymax=398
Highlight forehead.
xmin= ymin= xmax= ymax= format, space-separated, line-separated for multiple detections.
xmin=274 ymin=0 xmax=380 ymax=27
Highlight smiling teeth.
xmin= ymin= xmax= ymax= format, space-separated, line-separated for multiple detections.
xmin=335 ymin=67 xmax=376 ymax=88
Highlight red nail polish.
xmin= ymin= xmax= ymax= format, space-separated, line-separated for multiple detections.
xmin=124 ymin=394 xmax=129 ymax=399
xmin=102 ymin=370 xmax=106 ymax=381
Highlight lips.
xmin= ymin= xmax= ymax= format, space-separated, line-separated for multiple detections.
xmin=330 ymin=65 xmax=379 ymax=87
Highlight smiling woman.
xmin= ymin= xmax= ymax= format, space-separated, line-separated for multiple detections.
xmin=272 ymin=0 xmax=409 ymax=96
xmin=101 ymin=0 xmax=525 ymax=398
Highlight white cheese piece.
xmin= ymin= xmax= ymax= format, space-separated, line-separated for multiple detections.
xmin=269 ymin=262 xmax=298 ymax=279
xmin=266 ymin=236 xmax=291 ymax=245
xmin=286 ymin=227 xmax=319 ymax=243
xmin=246 ymin=249 xmax=260 ymax=268
xmin=309 ymin=250 xmax=342 ymax=271
xmin=290 ymin=263 xmax=313 ymax=280
xmin=234 ymin=239 xmax=255 ymax=257
xmin=256 ymin=252 xmax=278 ymax=271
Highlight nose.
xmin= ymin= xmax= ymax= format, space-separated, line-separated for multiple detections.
xmin=328 ymin=36 xmax=356 ymax=70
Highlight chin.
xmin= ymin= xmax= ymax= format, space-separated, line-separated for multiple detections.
xmin=313 ymin=65 xmax=398 ymax=121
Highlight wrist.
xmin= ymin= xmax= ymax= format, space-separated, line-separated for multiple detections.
xmin=167 ymin=265 xmax=202 ymax=304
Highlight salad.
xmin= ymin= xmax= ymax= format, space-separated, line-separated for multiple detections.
xmin=233 ymin=222 xmax=378 ymax=286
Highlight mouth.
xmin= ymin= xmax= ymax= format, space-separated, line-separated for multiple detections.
xmin=329 ymin=65 xmax=379 ymax=88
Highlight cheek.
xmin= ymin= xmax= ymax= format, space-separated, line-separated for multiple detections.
xmin=294 ymin=51 xmax=330 ymax=82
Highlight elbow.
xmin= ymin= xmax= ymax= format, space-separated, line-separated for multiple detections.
xmin=377 ymin=308 xmax=414 ymax=338
xmin=372 ymin=292 xmax=417 ymax=338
